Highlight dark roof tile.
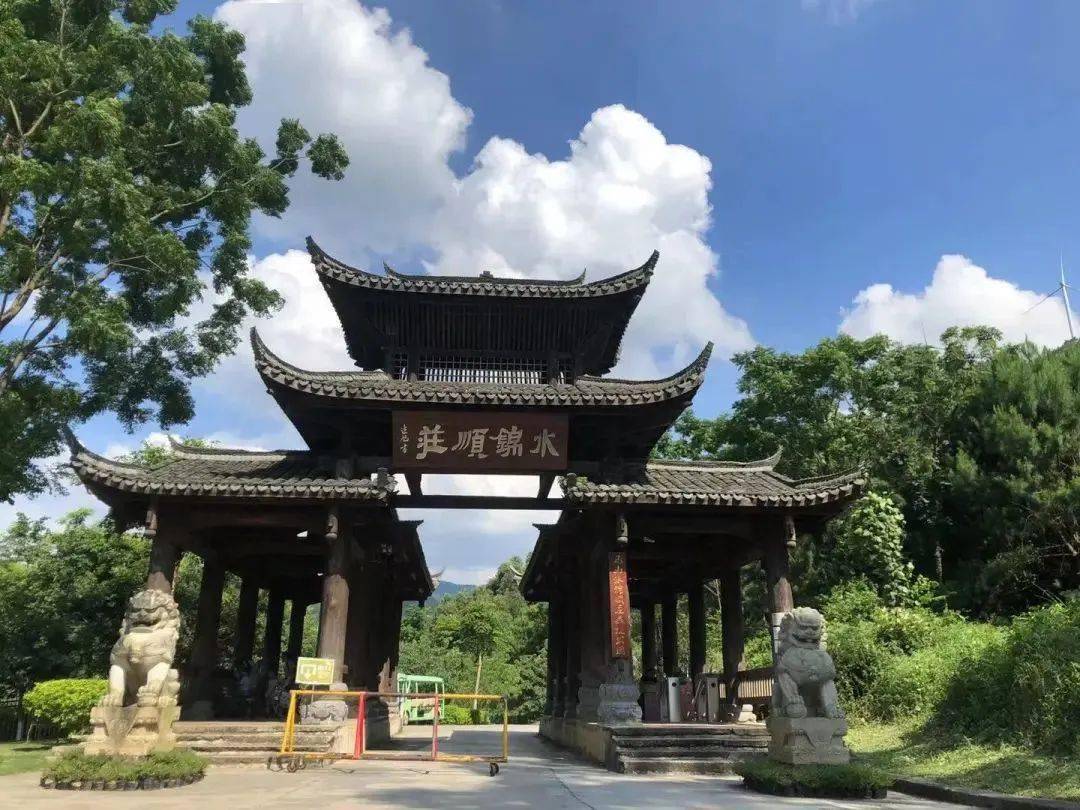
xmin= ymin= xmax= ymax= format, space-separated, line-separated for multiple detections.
xmin=308 ymin=237 xmax=656 ymax=299
xmin=251 ymin=328 xmax=711 ymax=408
xmin=562 ymin=456 xmax=866 ymax=508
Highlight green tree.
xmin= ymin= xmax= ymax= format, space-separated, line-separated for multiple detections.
xmin=945 ymin=341 xmax=1080 ymax=613
xmin=656 ymin=327 xmax=1001 ymax=583
xmin=821 ymin=491 xmax=914 ymax=606
xmin=435 ymin=591 xmax=500 ymax=709
xmin=0 ymin=509 xmax=147 ymax=693
xmin=0 ymin=0 xmax=348 ymax=500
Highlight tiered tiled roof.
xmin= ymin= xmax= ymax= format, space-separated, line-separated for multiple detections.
xmin=308 ymin=237 xmax=656 ymax=299
xmin=562 ymin=453 xmax=866 ymax=507
xmin=252 ymin=328 xmax=711 ymax=408
xmin=67 ymin=433 xmax=395 ymax=502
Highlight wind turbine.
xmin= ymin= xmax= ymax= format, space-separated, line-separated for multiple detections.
xmin=1024 ymin=256 xmax=1076 ymax=340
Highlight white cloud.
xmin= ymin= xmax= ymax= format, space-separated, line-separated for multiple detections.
xmin=801 ymin=0 xmax=884 ymax=23
xmin=214 ymin=1 xmax=751 ymax=380
xmin=177 ymin=0 xmax=754 ymax=580
xmin=215 ymin=0 xmax=471 ymax=257
xmin=840 ymin=254 xmax=1077 ymax=346
xmin=432 ymin=105 xmax=754 ymax=376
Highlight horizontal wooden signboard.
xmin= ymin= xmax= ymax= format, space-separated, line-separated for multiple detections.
xmin=393 ymin=411 xmax=568 ymax=472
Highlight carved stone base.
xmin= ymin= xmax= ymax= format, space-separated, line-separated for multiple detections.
xmin=767 ymin=716 xmax=850 ymax=765
xmin=576 ymin=682 xmax=600 ymax=722
xmin=597 ymin=662 xmax=641 ymax=726
xmin=300 ymin=682 xmax=349 ymax=725
xmin=640 ymin=679 xmax=662 ymax=722
xmin=84 ymin=705 xmax=178 ymax=756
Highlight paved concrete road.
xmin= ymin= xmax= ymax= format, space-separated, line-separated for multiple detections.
xmin=4 ymin=725 xmax=953 ymax=809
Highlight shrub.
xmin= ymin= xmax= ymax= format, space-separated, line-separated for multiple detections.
xmin=735 ymin=759 xmax=893 ymax=798
xmin=872 ymin=606 xmax=958 ymax=656
xmin=439 ymin=704 xmax=473 ymax=725
xmin=821 ymin=580 xmax=883 ymax=626
xmin=23 ymin=679 xmax=107 ymax=737
xmin=44 ymin=749 xmax=206 ymax=783
xmin=937 ymin=598 xmax=1080 ymax=755
xmin=825 ymin=621 xmax=891 ymax=711
xmin=866 ymin=623 xmax=1002 ymax=721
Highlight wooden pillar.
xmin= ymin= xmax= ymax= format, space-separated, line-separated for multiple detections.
xmin=263 ymin=590 xmax=286 ymax=679
xmin=763 ymin=530 xmax=794 ymax=657
xmin=563 ymin=582 xmax=581 ymax=718
xmin=378 ymin=599 xmax=403 ymax=694
xmin=720 ymin=567 xmax=745 ymax=717
xmin=661 ymin=592 xmax=679 ymax=677
xmin=546 ymin=598 xmax=564 ymax=715
xmin=317 ymin=526 xmax=350 ymax=683
xmin=233 ymin=578 xmax=259 ymax=670
xmin=286 ymin=599 xmax=306 ymax=664
xmin=640 ymin=601 xmax=658 ymax=682
xmin=688 ymin=584 xmax=706 ymax=681
xmin=185 ymin=556 xmax=225 ymax=714
xmin=146 ymin=531 xmax=181 ymax=593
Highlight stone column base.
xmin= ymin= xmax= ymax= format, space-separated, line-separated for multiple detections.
xmin=300 ymin=682 xmax=350 ymax=725
xmin=767 ymin=716 xmax=850 ymax=765
xmin=640 ymin=679 xmax=662 ymax=722
xmin=597 ymin=662 xmax=641 ymax=725
xmin=84 ymin=705 xmax=178 ymax=756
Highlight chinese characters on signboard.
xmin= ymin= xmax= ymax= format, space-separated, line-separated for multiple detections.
xmin=609 ymin=552 xmax=631 ymax=660
xmin=392 ymin=412 xmax=568 ymax=472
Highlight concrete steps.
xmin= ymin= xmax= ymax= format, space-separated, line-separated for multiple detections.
xmin=609 ymin=723 xmax=768 ymax=776
xmin=174 ymin=721 xmax=341 ymax=765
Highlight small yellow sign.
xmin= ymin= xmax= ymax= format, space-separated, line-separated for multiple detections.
xmin=295 ymin=657 xmax=335 ymax=685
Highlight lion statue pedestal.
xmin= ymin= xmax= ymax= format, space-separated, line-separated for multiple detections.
xmin=765 ymin=607 xmax=851 ymax=765
xmin=84 ymin=589 xmax=181 ymax=756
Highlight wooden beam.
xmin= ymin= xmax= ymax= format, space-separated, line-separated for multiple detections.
xmin=394 ymin=494 xmax=564 ymax=510
xmin=404 ymin=472 xmax=422 ymax=496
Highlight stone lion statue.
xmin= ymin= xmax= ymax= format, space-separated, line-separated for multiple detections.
xmin=99 ymin=589 xmax=181 ymax=708
xmin=771 ymin=607 xmax=844 ymax=720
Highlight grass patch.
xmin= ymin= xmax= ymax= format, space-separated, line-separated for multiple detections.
xmin=734 ymin=758 xmax=893 ymax=799
xmin=43 ymin=749 xmax=206 ymax=785
xmin=848 ymin=719 xmax=1080 ymax=801
xmin=0 ymin=740 xmax=63 ymax=776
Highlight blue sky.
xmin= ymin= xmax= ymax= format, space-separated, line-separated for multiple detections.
xmin=6 ymin=0 xmax=1079 ymax=582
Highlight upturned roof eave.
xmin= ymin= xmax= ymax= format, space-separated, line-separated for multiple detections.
xmin=64 ymin=430 xmax=395 ymax=504
xmin=307 ymin=237 xmax=657 ymax=300
xmin=251 ymin=328 xmax=712 ymax=410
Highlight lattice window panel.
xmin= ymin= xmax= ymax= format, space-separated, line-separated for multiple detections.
xmin=407 ymin=354 xmax=573 ymax=384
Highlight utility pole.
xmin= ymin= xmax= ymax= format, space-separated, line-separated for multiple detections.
xmin=1061 ymin=256 xmax=1075 ymax=340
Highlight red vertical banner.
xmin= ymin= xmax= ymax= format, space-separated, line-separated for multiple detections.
xmin=608 ymin=551 xmax=631 ymax=659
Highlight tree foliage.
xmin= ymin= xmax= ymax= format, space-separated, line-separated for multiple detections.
xmin=400 ymin=564 xmax=547 ymax=722
xmin=821 ymin=491 xmax=914 ymax=606
xmin=945 ymin=342 xmax=1080 ymax=613
xmin=0 ymin=0 xmax=348 ymax=500
xmin=657 ymin=328 xmax=1079 ymax=616
xmin=0 ymin=509 xmax=147 ymax=691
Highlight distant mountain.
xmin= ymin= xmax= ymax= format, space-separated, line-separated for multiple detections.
xmin=430 ymin=580 xmax=473 ymax=602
